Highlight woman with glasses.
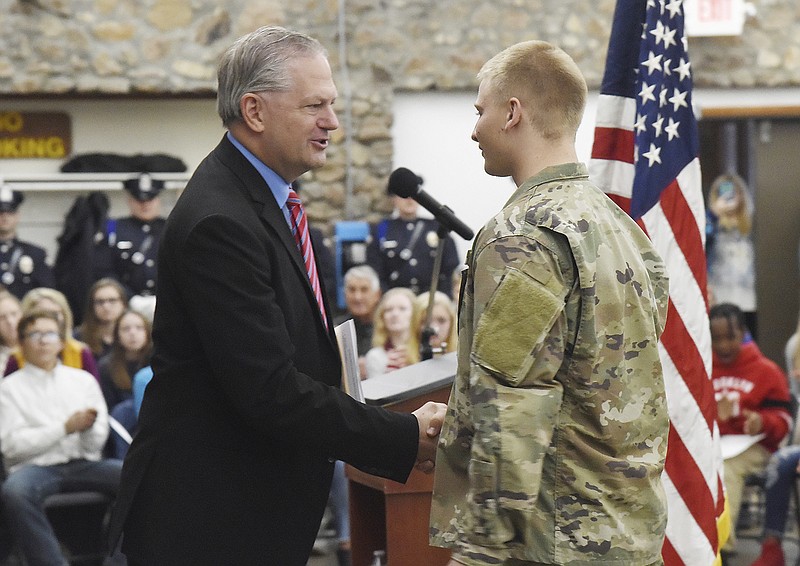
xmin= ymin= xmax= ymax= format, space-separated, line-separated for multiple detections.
xmin=75 ymin=278 xmax=127 ymax=362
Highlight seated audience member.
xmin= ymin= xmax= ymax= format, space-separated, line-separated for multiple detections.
xmin=334 ymin=265 xmax=382 ymax=377
xmin=749 ymin=444 xmax=800 ymax=566
xmin=0 ymin=291 xmax=22 ymax=370
xmin=408 ymin=290 xmax=458 ymax=364
xmin=0 ymin=310 xmax=122 ymax=566
xmin=711 ymin=303 xmax=792 ymax=554
xmin=75 ymin=278 xmax=127 ymax=362
xmin=98 ymin=310 xmax=153 ymax=458
xmin=5 ymin=288 xmax=98 ymax=380
xmin=364 ymin=287 xmax=417 ymax=378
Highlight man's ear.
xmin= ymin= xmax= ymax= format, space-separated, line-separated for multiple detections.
xmin=240 ymin=93 xmax=266 ymax=133
xmin=504 ymin=97 xmax=522 ymax=131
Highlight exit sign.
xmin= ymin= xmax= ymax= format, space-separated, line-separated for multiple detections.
xmin=685 ymin=0 xmax=750 ymax=36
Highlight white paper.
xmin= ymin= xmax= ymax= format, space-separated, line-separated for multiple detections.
xmin=334 ymin=319 xmax=364 ymax=403
xmin=720 ymin=433 xmax=766 ymax=460
xmin=108 ymin=415 xmax=133 ymax=445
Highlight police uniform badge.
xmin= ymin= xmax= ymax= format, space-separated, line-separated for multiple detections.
xmin=18 ymin=255 xmax=33 ymax=275
xmin=426 ymin=230 xmax=439 ymax=248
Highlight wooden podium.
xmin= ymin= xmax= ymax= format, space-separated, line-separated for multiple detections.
xmin=346 ymin=353 xmax=455 ymax=566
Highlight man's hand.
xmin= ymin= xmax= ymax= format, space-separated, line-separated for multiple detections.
xmin=65 ymin=408 xmax=98 ymax=434
xmin=411 ymin=401 xmax=447 ymax=473
xmin=742 ymin=409 xmax=763 ymax=435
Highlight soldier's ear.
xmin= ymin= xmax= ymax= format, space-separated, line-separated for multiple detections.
xmin=504 ymin=98 xmax=522 ymax=131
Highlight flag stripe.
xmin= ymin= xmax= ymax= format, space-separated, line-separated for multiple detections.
xmin=665 ymin=426 xmax=718 ymax=545
xmin=592 ymin=127 xmax=635 ymax=164
xmin=660 ymin=537 xmax=685 ymax=566
xmin=659 ymin=343 xmax=719 ymax=494
xmin=662 ymin=472 xmax=717 ymax=565
xmin=661 ymin=303 xmax=716 ymax=430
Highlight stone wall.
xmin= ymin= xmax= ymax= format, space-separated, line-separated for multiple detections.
xmin=2 ymin=0 xmax=798 ymax=227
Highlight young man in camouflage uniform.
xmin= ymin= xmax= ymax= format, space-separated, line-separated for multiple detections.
xmin=429 ymin=41 xmax=670 ymax=566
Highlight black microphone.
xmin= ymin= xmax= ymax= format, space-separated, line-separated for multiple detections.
xmin=387 ymin=168 xmax=475 ymax=240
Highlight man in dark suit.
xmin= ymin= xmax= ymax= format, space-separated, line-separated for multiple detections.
xmin=109 ymin=26 xmax=446 ymax=566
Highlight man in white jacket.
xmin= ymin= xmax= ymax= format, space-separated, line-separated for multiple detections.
xmin=0 ymin=310 xmax=122 ymax=566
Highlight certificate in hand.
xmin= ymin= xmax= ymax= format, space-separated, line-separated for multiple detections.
xmin=334 ymin=319 xmax=364 ymax=402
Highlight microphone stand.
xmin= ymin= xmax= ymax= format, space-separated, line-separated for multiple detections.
xmin=420 ymin=223 xmax=451 ymax=361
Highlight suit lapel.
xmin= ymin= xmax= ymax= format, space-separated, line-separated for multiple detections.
xmin=214 ymin=136 xmax=337 ymax=343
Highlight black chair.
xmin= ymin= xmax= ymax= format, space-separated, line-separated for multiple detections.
xmin=0 ymin=451 xmax=115 ymax=566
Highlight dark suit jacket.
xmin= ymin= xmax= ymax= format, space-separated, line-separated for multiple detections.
xmin=109 ymin=136 xmax=419 ymax=565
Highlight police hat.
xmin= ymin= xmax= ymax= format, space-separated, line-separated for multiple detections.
xmin=123 ymin=173 xmax=165 ymax=202
xmin=0 ymin=186 xmax=24 ymax=213
xmin=387 ymin=167 xmax=423 ymax=198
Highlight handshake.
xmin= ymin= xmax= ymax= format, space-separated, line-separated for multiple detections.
xmin=411 ymin=401 xmax=448 ymax=473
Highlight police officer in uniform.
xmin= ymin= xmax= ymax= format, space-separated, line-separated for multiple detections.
xmin=366 ymin=168 xmax=460 ymax=298
xmin=0 ymin=187 xmax=55 ymax=299
xmin=94 ymin=173 xmax=165 ymax=300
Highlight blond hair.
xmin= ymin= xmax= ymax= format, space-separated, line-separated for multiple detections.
xmin=477 ymin=40 xmax=587 ymax=140
xmin=371 ymin=287 xmax=418 ymax=350
xmin=21 ymin=287 xmax=75 ymax=336
xmin=408 ymin=291 xmax=458 ymax=365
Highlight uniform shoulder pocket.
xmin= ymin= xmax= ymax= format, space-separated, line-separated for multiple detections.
xmin=473 ymin=267 xmax=564 ymax=385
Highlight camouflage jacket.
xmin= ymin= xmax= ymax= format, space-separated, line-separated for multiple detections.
xmin=429 ymin=163 xmax=670 ymax=565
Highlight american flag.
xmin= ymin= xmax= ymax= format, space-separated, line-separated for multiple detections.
xmin=589 ymin=0 xmax=727 ymax=564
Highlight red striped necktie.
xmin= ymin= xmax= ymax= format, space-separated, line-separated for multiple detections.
xmin=286 ymin=189 xmax=328 ymax=330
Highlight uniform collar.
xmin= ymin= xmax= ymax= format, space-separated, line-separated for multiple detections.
xmin=506 ymin=162 xmax=589 ymax=207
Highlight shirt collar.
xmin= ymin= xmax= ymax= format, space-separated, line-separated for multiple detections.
xmin=23 ymin=361 xmax=62 ymax=379
xmin=226 ymin=131 xmax=292 ymax=209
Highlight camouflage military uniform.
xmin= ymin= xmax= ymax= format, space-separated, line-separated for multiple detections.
xmin=429 ymin=163 xmax=670 ymax=566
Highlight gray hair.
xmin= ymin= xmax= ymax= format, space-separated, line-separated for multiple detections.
xmin=344 ymin=265 xmax=380 ymax=292
xmin=216 ymin=26 xmax=327 ymax=126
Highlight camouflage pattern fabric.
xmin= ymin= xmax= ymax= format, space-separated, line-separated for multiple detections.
xmin=429 ymin=163 xmax=670 ymax=566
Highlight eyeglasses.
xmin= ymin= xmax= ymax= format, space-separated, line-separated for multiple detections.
xmin=94 ymin=297 xmax=122 ymax=306
xmin=24 ymin=331 xmax=61 ymax=344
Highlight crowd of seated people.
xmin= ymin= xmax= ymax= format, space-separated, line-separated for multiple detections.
xmin=0 ymin=162 xmax=476 ymax=564
xmin=0 ymin=171 xmax=468 ymax=566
